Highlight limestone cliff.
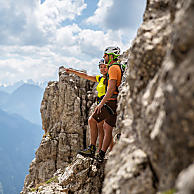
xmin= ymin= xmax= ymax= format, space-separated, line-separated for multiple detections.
xmin=22 ymin=0 xmax=194 ymax=193
xmin=21 ymin=68 xmax=97 ymax=193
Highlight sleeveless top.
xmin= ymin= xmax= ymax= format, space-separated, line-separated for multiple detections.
xmin=96 ymin=75 xmax=106 ymax=103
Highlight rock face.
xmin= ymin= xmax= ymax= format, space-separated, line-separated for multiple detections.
xmin=104 ymin=0 xmax=194 ymax=193
xmin=22 ymin=0 xmax=194 ymax=193
xmin=176 ymin=164 xmax=194 ymax=194
xmin=21 ymin=67 xmax=96 ymax=193
xmin=58 ymin=155 xmax=105 ymax=194
xmin=22 ymin=155 xmax=105 ymax=194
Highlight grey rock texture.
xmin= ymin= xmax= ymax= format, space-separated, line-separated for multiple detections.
xmin=22 ymin=155 xmax=105 ymax=194
xmin=176 ymin=164 xmax=194 ymax=194
xmin=21 ymin=67 xmax=95 ymax=193
xmin=104 ymin=0 xmax=194 ymax=193
xmin=58 ymin=155 xmax=105 ymax=194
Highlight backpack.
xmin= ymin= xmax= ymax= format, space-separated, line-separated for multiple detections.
xmin=109 ymin=62 xmax=126 ymax=78
xmin=118 ymin=63 xmax=126 ymax=77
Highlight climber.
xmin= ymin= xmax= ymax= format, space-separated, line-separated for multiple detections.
xmin=78 ymin=46 xmax=122 ymax=163
xmin=63 ymin=59 xmax=114 ymax=152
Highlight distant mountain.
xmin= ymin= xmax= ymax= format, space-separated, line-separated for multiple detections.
xmin=0 ymin=80 xmax=25 ymax=94
xmin=1 ymin=83 xmax=44 ymax=124
xmin=0 ymin=80 xmax=48 ymax=94
xmin=0 ymin=108 xmax=43 ymax=194
xmin=0 ymin=91 xmax=9 ymax=106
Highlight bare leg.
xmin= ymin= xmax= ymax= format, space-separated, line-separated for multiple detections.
xmin=101 ymin=122 xmax=113 ymax=152
xmin=88 ymin=116 xmax=98 ymax=146
xmin=97 ymin=121 xmax=104 ymax=151
xmin=109 ymin=137 xmax=114 ymax=152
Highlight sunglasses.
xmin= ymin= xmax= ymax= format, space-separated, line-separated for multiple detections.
xmin=103 ymin=54 xmax=108 ymax=58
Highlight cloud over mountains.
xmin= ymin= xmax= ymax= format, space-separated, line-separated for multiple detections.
xmin=0 ymin=0 xmax=146 ymax=85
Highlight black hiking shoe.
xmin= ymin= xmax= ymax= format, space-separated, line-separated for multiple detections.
xmin=96 ymin=150 xmax=105 ymax=163
xmin=78 ymin=144 xmax=96 ymax=158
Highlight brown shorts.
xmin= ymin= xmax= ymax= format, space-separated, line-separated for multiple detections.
xmin=92 ymin=100 xmax=117 ymax=127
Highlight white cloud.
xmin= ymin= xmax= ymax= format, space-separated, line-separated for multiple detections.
xmin=0 ymin=0 xmax=146 ymax=85
xmin=86 ymin=0 xmax=146 ymax=30
xmin=0 ymin=46 xmax=57 ymax=84
xmin=0 ymin=44 xmax=100 ymax=85
xmin=0 ymin=27 xmax=132 ymax=84
xmin=86 ymin=0 xmax=113 ymax=27
xmin=54 ymin=26 xmax=130 ymax=60
xmin=0 ymin=0 xmax=43 ymax=45
xmin=78 ymin=29 xmax=132 ymax=57
xmin=0 ymin=0 xmax=87 ymax=45
xmin=84 ymin=0 xmax=145 ymax=54
xmin=56 ymin=24 xmax=81 ymax=46
xmin=35 ymin=0 xmax=87 ymax=34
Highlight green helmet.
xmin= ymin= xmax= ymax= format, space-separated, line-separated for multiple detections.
xmin=104 ymin=46 xmax=120 ymax=57
xmin=104 ymin=46 xmax=120 ymax=64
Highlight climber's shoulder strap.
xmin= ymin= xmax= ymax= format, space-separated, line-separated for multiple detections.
xmin=105 ymin=62 xmax=125 ymax=93
xmin=98 ymin=76 xmax=103 ymax=82
xmin=110 ymin=63 xmax=126 ymax=76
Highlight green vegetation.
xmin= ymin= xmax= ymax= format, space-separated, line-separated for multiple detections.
xmin=29 ymin=177 xmax=58 ymax=192
xmin=30 ymin=183 xmax=45 ymax=192
xmin=161 ymin=189 xmax=176 ymax=194
xmin=45 ymin=176 xmax=58 ymax=184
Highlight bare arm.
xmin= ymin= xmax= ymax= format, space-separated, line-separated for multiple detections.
xmin=64 ymin=68 xmax=96 ymax=82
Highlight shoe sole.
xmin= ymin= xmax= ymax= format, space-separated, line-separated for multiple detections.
xmin=77 ymin=152 xmax=95 ymax=158
xmin=77 ymin=152 xmax=104 ymax=163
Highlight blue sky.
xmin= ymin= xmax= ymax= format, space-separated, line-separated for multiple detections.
xmin=0 ymin=0 xmax=146 ymax=85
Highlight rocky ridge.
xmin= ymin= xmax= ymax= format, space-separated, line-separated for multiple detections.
xmin=21 ymin=68 xmax=97 ymax=193
xmin=22 ymin=0 xmax=194 ymax=193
